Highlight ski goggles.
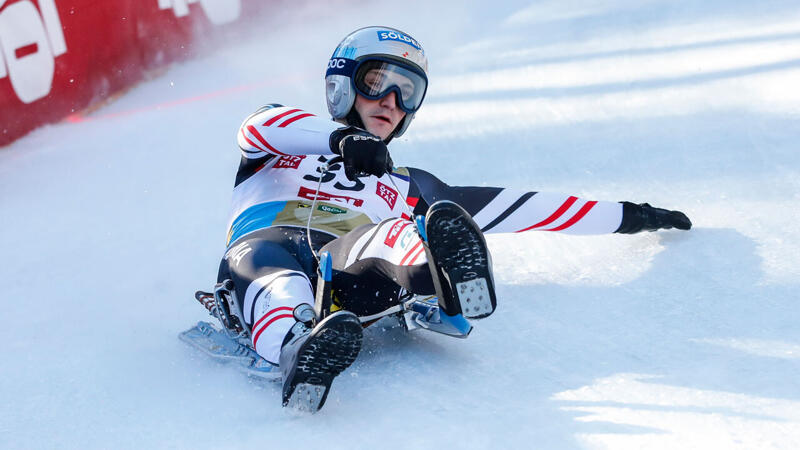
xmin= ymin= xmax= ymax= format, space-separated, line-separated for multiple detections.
xmin=352 ymin=59 xmax=428 ymax=114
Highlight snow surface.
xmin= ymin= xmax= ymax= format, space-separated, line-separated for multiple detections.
xmin=2 ymin=1 xmax=800 ymax=448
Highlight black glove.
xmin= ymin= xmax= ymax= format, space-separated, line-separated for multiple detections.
xmin=615 ymin=202 xmax=692 ymax=234
xmin=329 ymin=127 xmax=393 ymax=181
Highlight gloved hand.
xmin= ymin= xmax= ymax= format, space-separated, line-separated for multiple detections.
xmin=616 ymin=202 xmax=692 ymax=233
xmin=329 ymin=127 xmax=393 ymax=181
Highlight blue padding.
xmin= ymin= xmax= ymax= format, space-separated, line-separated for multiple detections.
xmin=319 ymin=251 xmax=332 ymax=282
xmin=228 ymin=201 xmax=286 ymax=245
xmin=415 ymin=215 xmax=428 ymax=242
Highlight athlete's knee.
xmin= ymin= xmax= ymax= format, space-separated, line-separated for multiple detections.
xmin=321 ymin=220 xmax=384 ymax=268
xmin=340 ymin=218 xmax=425 ymax=268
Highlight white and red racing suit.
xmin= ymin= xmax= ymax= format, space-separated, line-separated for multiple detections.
xmin=219 ymin=104 xmax=625 ymax=364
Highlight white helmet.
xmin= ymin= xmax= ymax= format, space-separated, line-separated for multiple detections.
xmin=325 ymin=26 xmax=429 ymax=141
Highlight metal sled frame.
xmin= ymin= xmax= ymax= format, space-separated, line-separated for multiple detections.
xmin=193 ymin=280 xmax=251 ymax=341
xmin=191 ymin=279 xmax=471 ymax=349
xmin=179 ymin=320 xmax=280 ymax=380
xmin=182 ymin=283 xmax=471 ymax=382
xmin=193 ymin=252 xmax=473 ymax=345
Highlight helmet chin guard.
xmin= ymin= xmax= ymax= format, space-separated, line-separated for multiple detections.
xmin=325 ymin=26 xmax=428 ymax=141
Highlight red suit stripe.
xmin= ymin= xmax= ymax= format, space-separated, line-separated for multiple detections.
xmin=400 ymin=240 xmax=423 ymax=265
xmin=278 ymin=113 xmax=315 ymax=128
xmin=544 ymin=201 xmax=597 ymax=231
xmin=406 ymin=246 xmax=426 ymax=265
xmin=251 ymin=306 xmax=295 ymax=349
xmin=252 ymin=314 xmax=294 ymax=349
xmin=401 ymin=197 xmax=419 ymax=219
xmin=246 ymin=125 xmax=288 ymax=156
xmin=517 ymin=196 xmax=578 ymax=232
xmin=252 ymin=306 xmax=294 ymax=331
xmin=241 ymin=127 xmax=266 ymax=152
xmin=263 ymin=108 xmax=302 ymax=127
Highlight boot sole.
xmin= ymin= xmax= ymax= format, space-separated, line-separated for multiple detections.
xmin=425 ymin=201 xmax=497 ymax=319
xmin=282 ymin=313 xmax=363 ymax=412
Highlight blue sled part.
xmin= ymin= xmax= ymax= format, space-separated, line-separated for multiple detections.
xmin=405 ymin=297 xmax=472 ymax=338
xmin=439 ymin=311 xmax=473 ymax=337
xmin=318 ymin=251 xmax=332 ymax=282
xmin=179 ymin=321 xmax=280 ymax=380
xmin=414 ymin=215 xmax=428 ymax=242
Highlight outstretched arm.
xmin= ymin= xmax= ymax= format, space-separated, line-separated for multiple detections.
xmin=406 ymin=168 xmax=691 ymax=234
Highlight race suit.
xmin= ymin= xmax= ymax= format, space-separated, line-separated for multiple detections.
xmin=218 ymin=104 xmax=625 ymax=364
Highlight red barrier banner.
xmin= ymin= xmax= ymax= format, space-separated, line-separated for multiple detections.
xmin=0 ymin=0 xmax=269 ymax=147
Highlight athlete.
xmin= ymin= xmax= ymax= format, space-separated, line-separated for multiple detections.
xmin=216 ymin=26 xmax=692 ymax=412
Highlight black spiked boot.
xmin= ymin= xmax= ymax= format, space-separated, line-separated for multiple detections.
xmin=424 ymin=201 xmax=497 ymax=319
xmin=279 ymin=309 xmax=363 ymax=413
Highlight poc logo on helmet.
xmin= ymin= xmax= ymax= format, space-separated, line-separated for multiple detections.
xmin=328 ymin=58 xmax=347 ymax=69
xmin=377 ymin=30 xmax=421 ymax=50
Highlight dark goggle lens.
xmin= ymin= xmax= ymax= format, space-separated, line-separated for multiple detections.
xmin=354 ymin=60 xmax=427 ymax=113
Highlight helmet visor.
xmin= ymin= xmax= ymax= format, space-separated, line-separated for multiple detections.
xmin=353 ymin=60 xmax=427 ymax=113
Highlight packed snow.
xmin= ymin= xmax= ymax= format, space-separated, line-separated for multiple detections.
xmin=2 ymin=1 xmax=799 ymax=448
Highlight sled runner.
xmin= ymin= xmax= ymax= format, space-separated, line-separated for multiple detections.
xmin=179 ymin=274 xmax=474 ymax=383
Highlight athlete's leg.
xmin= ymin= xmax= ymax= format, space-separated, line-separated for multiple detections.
xmin=322 ymin=203 xmax=497 ymax=320
xmin=320 ymin=218 xmax=434 ymax=317
xmin=217 ymin=227 xmax=333 ymax=364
